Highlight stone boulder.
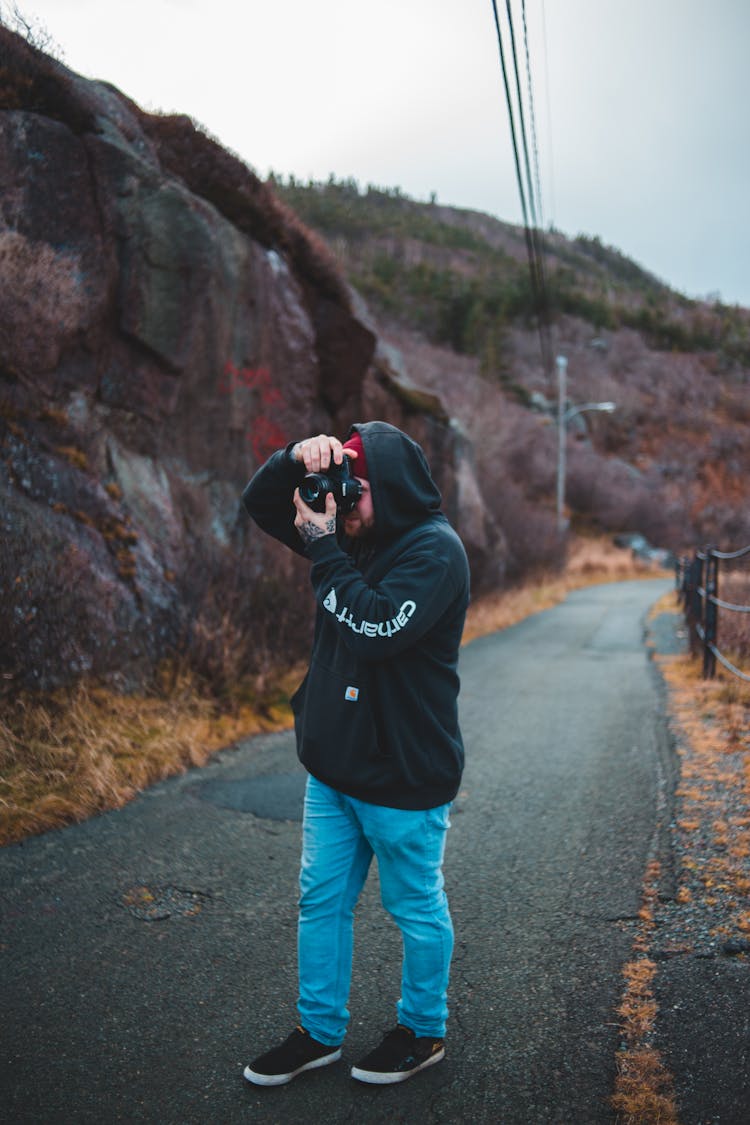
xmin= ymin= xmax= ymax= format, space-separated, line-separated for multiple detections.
xmin=0 ymin=28 xmax=496 ymax=692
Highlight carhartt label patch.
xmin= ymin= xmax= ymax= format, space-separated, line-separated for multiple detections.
xmin=323 ymin=588 xmax=337 ymax=614
xmin=345 ymin=686 xmax=359 ymax=702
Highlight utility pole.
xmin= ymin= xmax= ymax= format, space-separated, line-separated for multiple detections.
xmin=555 ymin=353 xmax=615 ymax=536
xmin=556 ymin=355 xmax=567 ymax=535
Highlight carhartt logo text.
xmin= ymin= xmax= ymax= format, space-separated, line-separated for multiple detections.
xmin=332 ymin=599 xmax=417 ymax=638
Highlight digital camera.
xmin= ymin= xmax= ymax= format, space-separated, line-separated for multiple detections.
xmin=299 ymin=456 xmax=363 ymax=513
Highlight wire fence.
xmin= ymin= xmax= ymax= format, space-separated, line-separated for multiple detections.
xmin=677 ymin=543 xmax=750 ymax=680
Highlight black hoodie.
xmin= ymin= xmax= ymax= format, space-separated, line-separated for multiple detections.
xmin=242 ymin=421 xmax=470 ymax=809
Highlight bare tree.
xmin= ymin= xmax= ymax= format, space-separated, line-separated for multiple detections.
xmin=0 ymin=3 xmax=63 ymax=58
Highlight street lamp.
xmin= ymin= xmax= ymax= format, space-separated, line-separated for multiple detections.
xmin=564 ymin=402 xmax=616 ymax=423
xmin=556 ymin=354 xmax=616 ymax=534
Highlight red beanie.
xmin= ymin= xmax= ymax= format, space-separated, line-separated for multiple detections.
xmin=342 ymin=432 xmax=368 ymax=479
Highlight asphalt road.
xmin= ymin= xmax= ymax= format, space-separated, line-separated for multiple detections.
xmin=1 ymin=578 xmax=674 ymax=1124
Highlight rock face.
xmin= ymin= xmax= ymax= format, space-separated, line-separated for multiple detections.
xmin=0 ymin=29 xmax=499 ymax=691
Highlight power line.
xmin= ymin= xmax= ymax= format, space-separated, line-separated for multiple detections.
xmin=521 ymin=0 xmax=545 ymax=232
xmin=490 ymin=0 xmax=552 ymax=375
xmin=539 ymin=0 xmax=557 ymax=227
xmin=518 ymin=0 xmax=552 ymax=376
xmin=490 ymin=0 xmax=532 ymax=234
xmin=505 ymin=0 xmax=539 ymax=231
xmin=505 ymin=0 xmax=551 ymax=369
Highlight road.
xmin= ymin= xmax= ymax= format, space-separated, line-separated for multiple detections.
xmin=1 ymin=578 xmax=673 ymax=1123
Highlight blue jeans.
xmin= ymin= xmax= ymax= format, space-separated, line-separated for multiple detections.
xmin=297 ymin=775 xmax=454 ymax=1046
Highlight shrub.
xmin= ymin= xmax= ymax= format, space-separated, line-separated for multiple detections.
xmin=0 ymin=24 xmax=93 ymax=131
xmin=165 ymin=542 xmax=312 ymax=705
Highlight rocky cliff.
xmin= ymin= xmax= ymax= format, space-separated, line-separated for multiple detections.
xmin=0 ymin=28 xmax=502 ymax=693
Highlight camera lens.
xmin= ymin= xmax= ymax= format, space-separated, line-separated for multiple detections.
xmin=300 ymin=472 xmax=333 ymax=512
xmin=299 ymin=467 xmax=363 ymax=514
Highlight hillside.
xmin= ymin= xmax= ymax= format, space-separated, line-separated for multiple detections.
xmin=274 ymin=176 xmax=750 ymax=561
xmin=3 ymin=21 xmax=750 ymax=845
xmin=2 ymin=19 xmax=750 ymax=705
xmin=0 ymin=26 xmax=486 ymax=695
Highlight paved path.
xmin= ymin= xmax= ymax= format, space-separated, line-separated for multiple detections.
xmin=1 ymin=578 xmax=673 ymax=1123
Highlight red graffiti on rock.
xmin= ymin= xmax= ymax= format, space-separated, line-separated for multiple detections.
xmin=219 ymin=360 xmax=288 ymax=462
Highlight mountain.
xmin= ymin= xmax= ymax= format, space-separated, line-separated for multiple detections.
xmin=274 ymin=176 xmax=750 ymax=560
xmin=1 ymin=24 xmax=749 ymax=699
xmin=0 ymin=26 xmax=494 ymax=695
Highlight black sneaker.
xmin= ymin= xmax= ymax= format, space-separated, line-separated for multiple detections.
xmin=351 ymin=1024 xmax=445 ymax=1085
xmin=243 ymin=1025 xmax=342 ymax=1086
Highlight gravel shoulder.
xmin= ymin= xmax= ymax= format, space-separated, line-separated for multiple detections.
xmin=645 ymin=604 xmax=750 ymax=1124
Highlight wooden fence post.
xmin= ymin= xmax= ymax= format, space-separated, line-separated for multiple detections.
xmin=703 ymin=549 xmax=718 ymax=679
xmin=686 ymin=555 xmax=703 ymax=657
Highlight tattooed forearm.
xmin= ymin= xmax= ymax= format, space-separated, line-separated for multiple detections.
xmin=297 ymin=515 xmax=336 ymax=544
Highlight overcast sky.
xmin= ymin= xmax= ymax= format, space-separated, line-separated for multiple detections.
xmin=12 ymin=0 xmax=750 ymax=306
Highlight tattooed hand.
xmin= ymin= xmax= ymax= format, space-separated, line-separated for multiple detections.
xmin=293 ymin=488 xmax=337 ymax=545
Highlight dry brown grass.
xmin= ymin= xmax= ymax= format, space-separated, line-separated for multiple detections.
xmin=610 ymin=590 xmax=750 ymax=1123
xmin=654 ymin=625 xmax=750 ymax=943
xmin=0 ymin=535 xmax=662 ymax=847
xmin=611 ymin=860 xmax=681 ymax=1124
xmin=0 ymin=670 xmax=301 ymax=846
xmin=612 ymin=1048 xmax=681 ymax=1125
xmin=463 ymin=534 xmax=664 ymax=643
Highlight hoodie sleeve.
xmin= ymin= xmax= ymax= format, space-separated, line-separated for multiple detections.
xmin=305 ymin=527 xmax=467 ymax=661
xmin=241 ymin=444 xmax=307 ymax=556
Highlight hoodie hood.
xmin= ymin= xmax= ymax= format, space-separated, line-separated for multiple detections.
xmin=347 ymin=421 xmax=442 ymax=541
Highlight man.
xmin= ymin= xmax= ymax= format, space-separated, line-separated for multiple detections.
xmin=241 ymin=421 xmax=469 ymax=1087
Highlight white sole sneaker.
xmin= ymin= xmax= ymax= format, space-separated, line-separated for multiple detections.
xmin=351 ymin=1045 xmax=445 ymax=1085
xmin=243 ymin=1047 xmax=342 ymax=1087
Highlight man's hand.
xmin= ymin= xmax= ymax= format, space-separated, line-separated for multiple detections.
xmin=293 ymin=488 xmax=337 ymax=546
xmin=291 ymin=434 xmax=358 ymax=472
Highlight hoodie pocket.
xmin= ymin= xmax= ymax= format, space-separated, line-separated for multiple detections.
xmin=296 ymin=661 xmax=384 ymax=785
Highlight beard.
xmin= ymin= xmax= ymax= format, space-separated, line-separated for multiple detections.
xmin=341 ymin=511 xmax=374 ymax=539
